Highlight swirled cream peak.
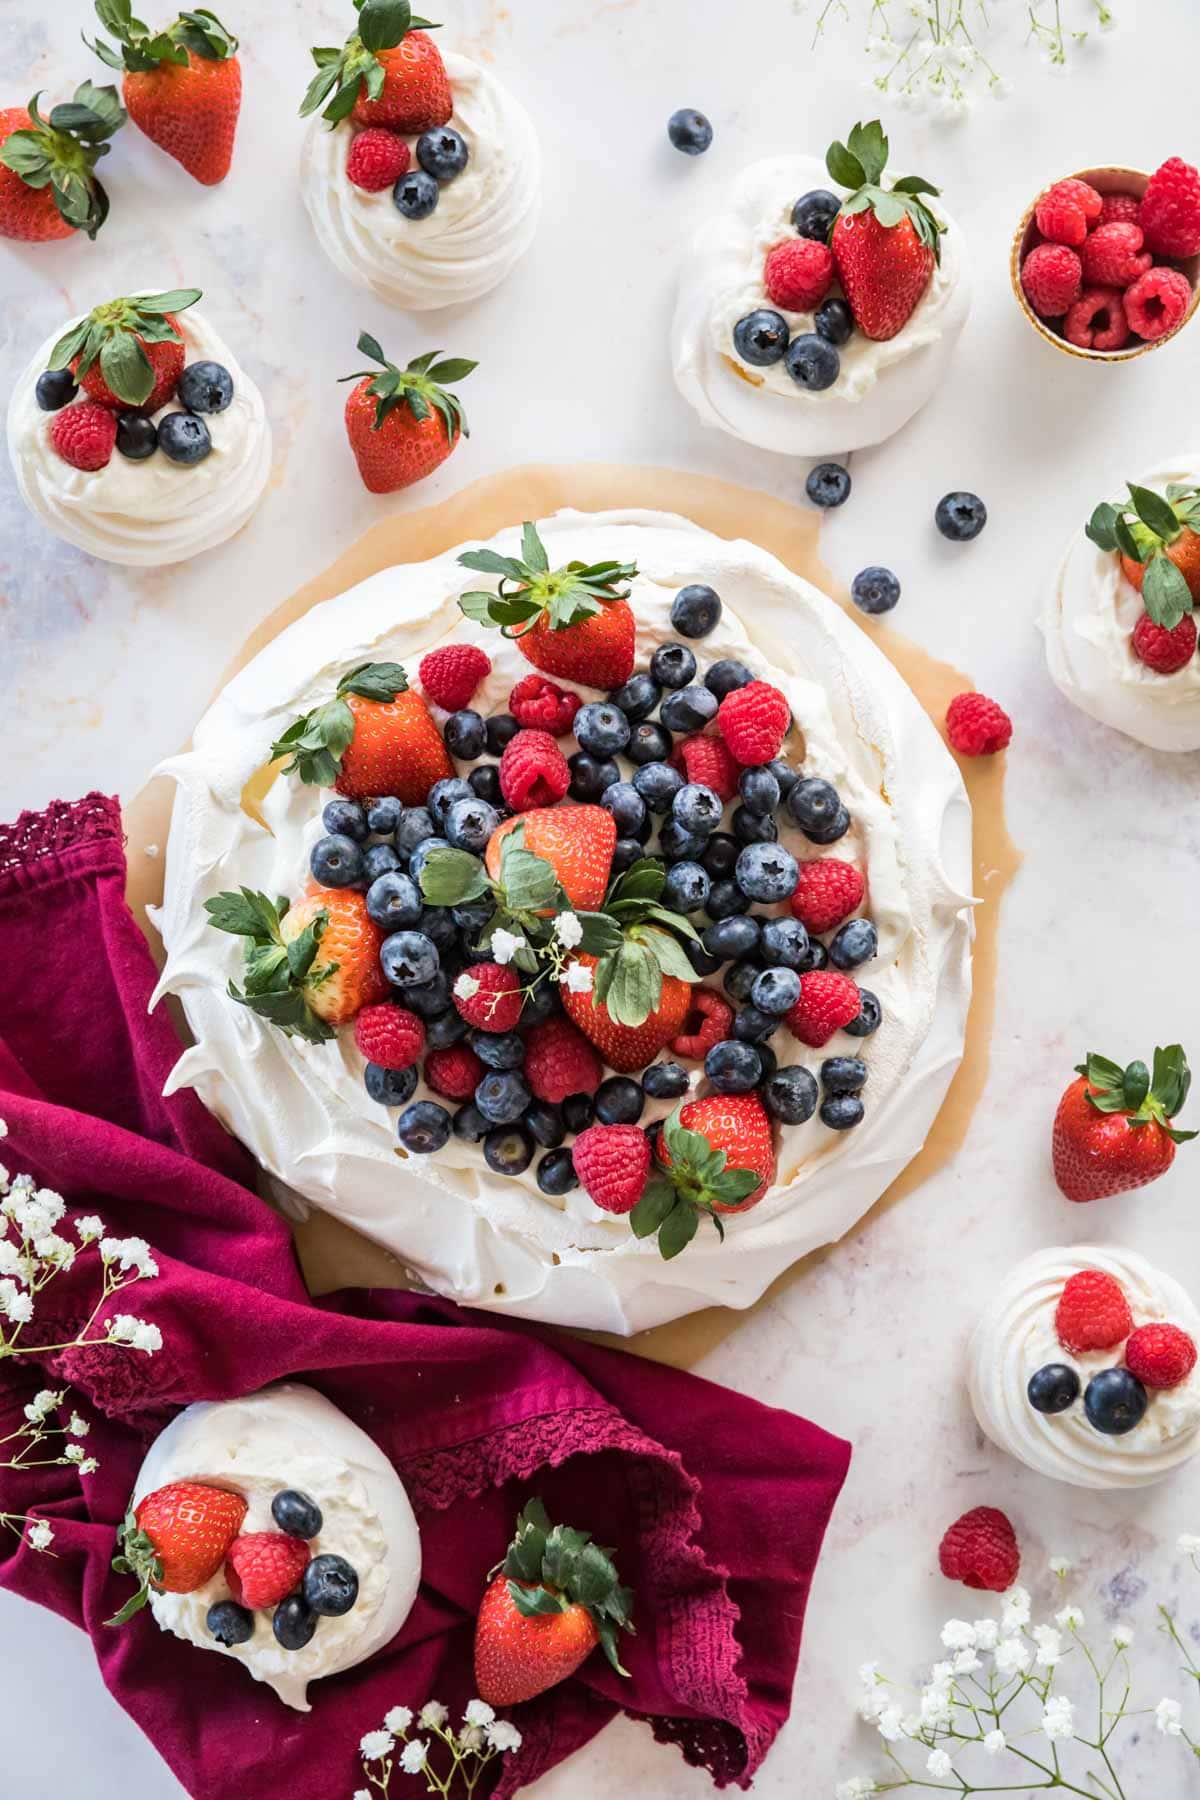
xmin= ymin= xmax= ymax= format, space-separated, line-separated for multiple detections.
xmin=131 ymin=1383 xmax=421 ymax=1711
xmin=968 ymin=1245 xmax=1200 ymax=1491
xmin=300 ymin=51 xmax=541 ymax=311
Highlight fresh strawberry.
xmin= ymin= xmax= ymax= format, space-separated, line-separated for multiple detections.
xmin=485 ymin=805 xmax=616 ymax=912
xmin=50 ymin=403 xmax=117 ymax=472
xmin=826 ymin=119 xmax=943 ymax=341
xmin=785 ymin=970 xmax=861 ymax=1048
xmin=424 ymin=1041 xmax=486 ymax=1100
xmin=716 ymin=680 xmax=790 ymax=766
xmin=353 ymin=1003 xmax=425 ymax=1069
xmin=670 ymin=988 xmax=734 ymax=1060
xmin=225 ymin=1532 xmax=310 ymax=1610
xmin=1051 ymin=1046 xmax=1195 ymax=1203
xmin=419 ymin=643 xmax=490 ymax=712
xmin=666 ymin=1095 xmax=775 ymax=1210
xmin=1138 ymin=156 xmax=1200 ymax=258
xmin=452 ymin=962 xmax=523 ymax=1033
xmin=89 ymin=5 xmax=241 ymax=186
xmin=475 ymin=1498 xmax=632 ymax=1707
xmin=282 ymin=889 xmax=388 ymax=1024
xmin=46 ymin=288 xmax=201 ymax=414
xmin=108 ymin=1481 xmax=247 ymax=1623
xmin=270 ymin=662 xmax=453 ymax=805
xmin=789 ymin=858 xmax=865 ymax=935
xmin=345 ymin=124 xmax=409 ymax=191
xmin=205 ymin=884 xmax=387 ymax=1039
xmin=572 ymin=1123 xmax=651 ymax=1213
xmin=562 ymin=954 xmax=691 ymax=1073
xmin=1124 ymin=1322 xmax=1197 ymax=1390
xmin=0 ymin=85 xmax=125 ymax=241
xmin=633 ymin=1096 xmax=776 ymax=1258
xmin=342 ymin=332 xmax=476 ymax=495
xmin=1055 ymin=1269 xmax=1133 ymax=1353
xmin=459 ymin=521 xmax=638 ymax=689
xmin=499 ymin=729 xmax=570 ymax=810
xmin=522 ymin=1015 xmax=602 ymax=1104
xmin=938 ymin=1507 xmax=1020 ymax=1594
xmin=508 ymin=674 xmax=582 ymax=736
xmin=301 ymin=6 xmax=452 ymax=136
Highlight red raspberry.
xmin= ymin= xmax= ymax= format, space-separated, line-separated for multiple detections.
xmin=671 ymin=988 xmax=734 ymax=1060
xmin=346 ymin=127 xmax=411 ymax=192
xmin=423 ymin=1042 xmax=486 ymax=1100
xmin=522 ymin=1015 xmax=602 ymax=1103
xmin=1081 ymin=222 xmax=1151 ymax=290
xmin=938 ymin=1507 xmax=1021 ymax=1594
xmin=1055 ymin=1269 xmax=1134 ymax=1354
xmin=1124 ymin=1322 xmax=1198 ymax=1390
xmin=508 ymin=673 xmax=582 ymax=735
xmin=1064 ymin=286 xmax=1130 ymax=351
xmin=572 ymin=1123 xmax=651 ymax=1214
xmin=1098 ymin=191 xmax=1141 ymax=228
xmin=452 ymin=961 xmax=523 ymax=1033
xmin=1132 ymin=610 xmax=1197 ymax=674
xmin=1035 ymin=182 xmax=1091 ymax=247
xmin=945 ymin=692 xmax=1012 ymax=757
xmin=716 ymin=680 xmax=790 ymax=766
xmin=1124 ymin=266 xmax=1193 ymax=343
xmin=354 ymin=1003 xmax=425 ymax=1069
xmin=1020 ymin=243 xmax=1082 ymax=318
xmin=1139 ymin=156 xmax=1200 ymax=258
xmin=419 ymin=644 xmax=491 ymax=712
xmin=225 ymin=1532 xmax=311 ymax=1610
xmin=1054 ymin=177 xmax=1103 ymax=221
xmin=499 ymin=729 xmax=570 ymax=810
xmin=49 ymin=402 xmax=117 ymax=472
xmin=789 ymin=858 xmax=865 ymax=935
xmin=785 ymin=970 xmax=860 ymax=1049
xmin=763 ymin=238 xmax=834 ymax=311
xmin=679 ymin=732 xmax=742 ymax=800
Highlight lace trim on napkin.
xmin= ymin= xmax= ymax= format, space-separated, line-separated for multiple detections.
xmin=0 ymin=792 xmax=122 ymax=875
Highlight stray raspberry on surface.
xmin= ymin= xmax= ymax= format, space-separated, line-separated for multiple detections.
xmin=938 ymin=1507 xmax=1021 ymax=1593
xmin=945 ymin=692 xmax=1012 ymax=757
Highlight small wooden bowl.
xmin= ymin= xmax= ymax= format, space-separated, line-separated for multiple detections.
xmin=1010 ymin=165 xmax=1200 ymax=362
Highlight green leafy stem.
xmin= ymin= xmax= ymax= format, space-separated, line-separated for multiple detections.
xmin=1086 ymin=482 xmax=1200 ymax=630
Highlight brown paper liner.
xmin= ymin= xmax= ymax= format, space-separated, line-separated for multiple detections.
xmin=124 ymin=463 xmax=1020 ymax=1367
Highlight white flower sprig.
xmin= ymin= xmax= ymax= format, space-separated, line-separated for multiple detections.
xmin=0 ymin=1118 xmax=163 ymax=1553
xmin=354 ymin=1699 xmax=522 ymax=1798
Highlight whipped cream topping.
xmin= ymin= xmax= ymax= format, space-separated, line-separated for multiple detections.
xmin=300 ymin=51 xmax=541 ymax=312
xmin=131 ymin=1383 xmax=421 ymax=1710
xmin=1042 ymin=456 xmax=1200 ymax=751
xmin=968 ymin=1246 xmax=1200 ymax=1491
xmin=6 ymin=304 xmax=271 ymax=568
xmin=672 ymin=154 xmax=970 ymax=456
xmin=152 ymin=509 xmax=973 ymax=1334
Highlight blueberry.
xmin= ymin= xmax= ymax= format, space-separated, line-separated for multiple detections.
xmin=628 ymin=721 xmax=674 ymax=764
xmin=723 ymin=960 xmax=759 ymax=1004
xmin=453 ymin=898 xmax=494 ymax=935
xmin=594 ymin=1076 xmax=645 ymax=1125
xmin=272 ymin=1489 xmax=323 ymax=1538
xmin=733 ymin=308 xmax=789 ymax=367
xmin=707 ymin=878 xmax=750 ymax=921
xmin=158 ymin=411 xmax=211 ymax=466
xmin=177 ymin=360 xmax=234 ymax=414
xmin=661 ymin=684 xmax=718 ymax=733
xmin=380 ymin=929 xmax=439 ymax=987
xmin=935 ymin=491 xmax=988 ymax=542
xmin=767 ymin=758 xmax=798 ymax=798
xmin=731 ymin=805 xmax=777 ymax=845
xmin=396 ymin=807 xmax=437 ymax=859
xmin=705 ymin=658 xmax=754 ymax=701
xmin=820 ymin=1094 xmax=865 ymax=1130
xmin=445 ymin=797 xmax=499 ymax=854
xmin=642 ymin=1062 xmax=691 ymax=1099
xmin=791 ymin=188 xmax=840 ymax=241
xmin=671 ymin=583 xmax=722 ymax=638
xmin=471 ymin=1030 xmax=524 ymax=1070
xmin=663 ymin=861 xmax=711 ymax=913
xmin=575 ymin=702 xmax=630 ymax=757
xmin=427 ymin=1009 xmax=468 ymax=1048
xmin=611 ymin=837 xmax=644 ymax=876
xmin=364 ymin=1062 xmax=418 ymax=1107
xmin=703 ymin=914 xmax=760 ymax=961
xmin=821 ymin=1055 xmax=868 ymax=1094
xmin=417 ymin=906 xmax=458 ymax=951
xmin=428 ymin=777 xmax=473 ymax=828
xmin=35 ymin=367 xmax=78 ymax=411
xmin=417 ymin=124 xmax=469 ymax=181
xmin=659 ymin=817 xmax=705 ymax=862
xmin=829 ymin=918 xmax=877 ymax=970
xmin=561 ymin=1093 xmax=594 ymax=1134
xmin=520 ymin=981 xmax=559 ymax=1027
xmin=408 ymin=836 xmax=451 ymax=884
xmin=601 ymin=781 xmax=646 ymax=836
xmin=323 ymin=798 xmax=368 ymax=841
xmin=1084 ymin=1368 xmax=1148 ymax=1436
xmin=366 ymin=795 xmax=402 ymax=835
xmin=787 ymin=777 xmax=849 ymax=844
xmin=738 ymin=766 xmax=780 ymax=816
xmin=393 ymin=167 xmax=439 ymax=218
xmin=537 ymin=1148 xmax=578 ymax=1195
xmin=701 ymin=832 xmax=740 ymax=878
xmin=116 ymin=412 xmax=158 ymax=459
xmin=310 ymin=832 xmax=364 ymax=887
xmin=667 ymin=107 xmax=713 ymax=154
xmin=757 ymin=1043 xmax=779 ymax=1082
xmin=412 ymin=978 xmax=459 ymax=1026
xmin=798 ymin=939 xmax=829 ymax=973
xmin=814 ymin=297 xmax=854 ymax=346
xmin=844 ymin=989 xmax=882 ymax=1037
xmin=303 ymin=1553 xmax=359 ymax=1617
xmin=733 ymin=1005 xmax=778 ymax=1044
xmin=452 ymin=1101 xmax=489 ymax=1141
xmin=706 ymin=1040 xmax=763 ymax=1093
xmin=484 ymin=1124 xmax=534 ymax=1176
xmin=485 ymin=713 xmax=520 ymax=755
xmin=524 ymin=1100 xmax=565 ymax=1148
xmin=443 ymin=709 xmax=487 ymax=760
xmin=785 ymin=333 xmax=840 ymax=392
xmin=475 ymin=1070 xmax=531 ymax=1125
xmin=272 ymin=1594 xmax=316 ymax=1650
xmin=207 ymin=1599 xmax=255 ymax=1646
xmin=360 ymin=844 xmax=398 ymax=886
xmin=633 ymin=761 xmax=683 ymax=813
xmin=760 ymin=916 xmax=809 ymax=969
xmin=762 ymin=1064 xmax=818 ymax=1125
xmin=1027 ymin=1364 xmax=1081 ymax=1415
xmin=735 ymin=842 xmax=798 ymax=903
xmin=397 ymin=1099 xmax=451 ymax=1152
xmin=609 ymin=672 xmax=661 ymax=721
xmin=673 ymin=783 xmax=723 ymax=836
xmin=467 ymin=765 xmax=502 ymax=806
xmin=851 ymin=566 xmax=901 ymax=616
xmin=366 ymin=871 xmax=423 ymax=931
xmin=568 ymin=751 xmax=620 ymax=801
xmin=649 ymin=642 xmax=698 ymax=689
xmin=806 ymin=462 xmax=851 ymax=509
xmin=752 ymin=966 xmax=801 ymax=1015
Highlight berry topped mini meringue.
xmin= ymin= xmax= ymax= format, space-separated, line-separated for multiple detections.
xmin=673 ymin=120 xmax=969 ymax=456
xmin=299 ymin=3 xmax=540 ymax=312
xmin=6 ymin=286 xmax=271 ymax=567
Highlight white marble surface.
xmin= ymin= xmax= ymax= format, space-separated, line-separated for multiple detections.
xmin=4 ymin=1 xmax=1200 ymax=1795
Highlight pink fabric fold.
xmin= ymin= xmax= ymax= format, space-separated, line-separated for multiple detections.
xmin=0 ymin=794 xmax=850 ymax=1797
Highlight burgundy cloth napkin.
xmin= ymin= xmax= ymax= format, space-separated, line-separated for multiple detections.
xmin=0 ymin=794 xmax=850 ymax=1797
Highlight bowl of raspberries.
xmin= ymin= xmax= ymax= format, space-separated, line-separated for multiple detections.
xmin=1012 ymin=158 xmax=1200 ymax=360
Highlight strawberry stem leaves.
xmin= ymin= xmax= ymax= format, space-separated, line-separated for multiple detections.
xmin=458 ymin=520 xmax=637 ymax=641
xmin=339 ymin=332 xmax=475 ymax=438
xmin=300 ymin=0 xmax=440 ymax=125
xmin=825 ymin=118 xmax=945 ymax=263
xmin=269 ymin=661 xmax=408 ymax=788
xmin=1085 ymin=483 xmax=1199 ymax=629
xmin=0 ymin=84 xmax=126 ymax=238
xmin=630 ymin=1106 xmax=761 ymax=1260
xmin=204 ymin=887 xmax=337 ymax=1044
xmin=1078 ymin=1045 xmax=1197 ymax=1146
xmin=492 ymin=1498 xmax=634 ymax=1678
xmin=88 ymin=1 xmax=238 ymax=73
xmin=47 ymin=288 xmax=201 ymax=406
xmin=105 ymin=1510 xmax=163 ymax=1627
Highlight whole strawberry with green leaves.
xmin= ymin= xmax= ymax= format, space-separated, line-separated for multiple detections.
xmin=0 ymin=82 xmax=125 ymax=242
xmin=629 ymin=1097 xmax=776 ymax=1260
xmin=1052 ymin=1045 xmax=1196 ymax=1203
xmin=341 ymin=331 xmax=476 ymax=493
xmin=300 ymin=0 xmax=451 ymax=133
xmin=48 ymin=287 xmax=202 ymax=411
xmin=1086 ymin=480 xmax=1200 ymax=630
xmin=825 ymin=119 xmax=944 ymax=342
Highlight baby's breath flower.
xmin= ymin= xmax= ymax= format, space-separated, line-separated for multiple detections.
xmin=559 ymin=960 xmax=593 ymax=994
xmin=1156 ymin=1697 xmax=1183 ymax=1736
xmin=78 ymin=1456 xmax=98 ymax=1475
xmin=940 ymin=1619 xmax=976 ymax=1650
xmin=34 ymin=1234 xmax=75 ymax=1268
xmin=490 ymin=928 xmax=526 ymax=966
xmin=1 ymin=1284 xmax=34 ymax=1324
xmin=100 ymin=1236 xmax=157 ymax=1278
xmin=983 ymin=1728 xmax=1006 ymax=1753
xmin=1111 ymin=1623 xmax=1134 ymax=1649
xmin=64 ymin=1443 xmax=86 ymax=1465
xmin=458 ymin=1724 xmax=485 ymax=1751
xmin=553 ymin=913 xmax=582 ymax=948
xmin=74 ymin=1216 xmax=104 ymax=1243
xmin=359 ymin=1729 xmax=393 ymax=1761
xmin=417 ymin=1702 xmax=445 ymax=1728
xmin=972 ymin=1617 xmax=999 ymax=1651
xmin=1049 ymin=1555 xmax=1072 ymax=1577
xmin=463 ymin=1698 xmax=494 ymax=1728
xmin=67 ymin=1414 xmax=89 ymax=1437
xmin=26 ymin=1519 xmax=53 ymax=1551
xmin=0 ymin=1118 xmax=7 ymax=1138
xmin=926 ymin=1748 xmax=953 ymax=1779
xmin=1056 ymin=1603 xmax=1085 ymax=1631
xmin=23 ymin=1389 xmax=60 ymax=1424
xmin=1178 ymin=1532 xmax=1200 ymax=1557
xmin=1033 ymin=1623 xmax=1063 ymax=1667
xmin=399 ymin=1740 xmax=427 ymax=1774
xmin=486 ymin=1719 xmax=522 ymax=1752
xmin=1001 ymin=1585 xmax=1031 ymax=1631
xmin=836 ymin=1781 xmax=877 ymax=1800
xmin=104 ymin=1315 xmax=162 ymax=1352
xmin=994 ymin=1635 xmax=1031 ymax=1676
xmin=453 ymin=972 xmax=480 ymax=1001
xmin=876 ymin=1705 xmax=905 ymax=1742
xmin=1042 ymin=1693 xmax=1075 ymax=1742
